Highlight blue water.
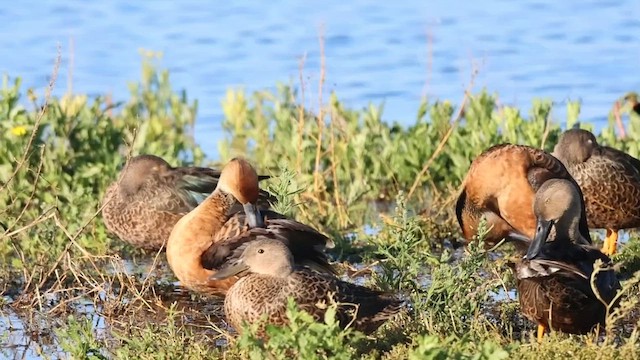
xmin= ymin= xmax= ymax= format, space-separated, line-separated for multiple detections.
xmin=2 ymin=0 xmax=639 ymax=158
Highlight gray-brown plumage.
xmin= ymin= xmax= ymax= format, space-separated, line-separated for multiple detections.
xmin=552 ymin=128 xmax=640 ymax=255
xmin=456 ymin=144 xmax=592 ymax=252
xmin=167 ymin=158 xmax=335 ymax=296
xmin=101 ymin=154 xmax=272 ymax=251
xmin=510 ymin=179 xmax=620 ymax=341
xmin=211 ymin=239 xmax=404 ymax=336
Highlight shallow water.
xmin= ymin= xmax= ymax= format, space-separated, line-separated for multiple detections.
xmin=0 ymin=299 xmax=104 ymax=359
xmin=1 ymin=0 xmax=639 ymax=159
xmin=0 ymin=256 xmax=228 ymax=360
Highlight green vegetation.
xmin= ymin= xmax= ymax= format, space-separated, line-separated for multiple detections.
xmin=1 ymin=54 xmax=640 ymax=359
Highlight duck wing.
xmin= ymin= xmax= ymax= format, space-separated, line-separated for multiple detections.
xmin=201 ymin=212 xmax=335 ymax=274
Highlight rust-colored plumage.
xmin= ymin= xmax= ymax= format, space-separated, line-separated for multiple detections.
xmin=455 ymin=144 xmax=591 ymax=252
xmin=211 ymin=239 xmax=404 ymax=336
xmin=166 ymin=157 xmax=335 ymax=296
xmin=101 ymin=155 xmax=272 ymax=251
xmin=510 ymin=179 xmax=620 ymax=341
xmin=552 ymin=128 xmax=640 ymax=255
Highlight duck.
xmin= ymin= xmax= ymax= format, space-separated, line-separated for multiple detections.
xmin=166 ymin=157 xmax=335 ymax=296
xmin=210 ymin=239 xmax=404 ymax=336
xmin=456 ymin=143 xmax=592 ymax=252
xmin=510 ymin=179 xmax=620 ymax=341
xmin=101 ymin=154 xmax=273 ymax=251
xmin=552 ymin=128 xmax=640 ymax=255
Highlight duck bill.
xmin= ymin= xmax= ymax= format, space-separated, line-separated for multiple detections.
xmin=525 ymin=219 xmax=554 ymax=260
xmin=243 ymin=202 xmax=265 ymax=228
xmin=209 ymin=261 xmax=249 ymax=281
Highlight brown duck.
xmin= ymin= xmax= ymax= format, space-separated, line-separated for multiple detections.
xmin=166 ymin=157 xmax=335 ymax=296
xmin=510 ymin=179 xmax=620 ymax=341
xmin=456 ymin=144 xmax=592 ymax=252
xmin=552 ymin=128 xmax=640 ymax=255
xmin=211 ymin=239 xmax=404 ymax=336
xmin=101 ymin=155 xmax=272 ymax=251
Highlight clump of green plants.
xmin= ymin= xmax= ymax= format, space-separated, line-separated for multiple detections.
xmin=1 ymin=52 xmax=203 ymax=274
xmin=110 ymin=305 xmax=220 ymax=360
xmin=49 ymin=305 xmax=223 ymax=360
xmin=366 ymin=191 xmax=436 ymax=292
xmin=416 ymin=219 xmax=503 ymax=338
xmin=55 ymin=316 xmax=107 ymax=360
xmin=409 ymin=334 xmax=510 ymax=360
xmin=234 ymin=298 xmax=363 ymax=360
xmin=263 ymin=164 xmax=308 ymax=218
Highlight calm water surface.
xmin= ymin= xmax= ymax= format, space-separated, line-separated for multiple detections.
xmin=1 ymin=0 xmax=639 ymax=158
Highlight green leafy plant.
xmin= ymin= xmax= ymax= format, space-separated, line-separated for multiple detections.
xmin=235 ymin=297 xmax=363 ymax=360
xmin=409 ymin=334 xmax=510 ymax=360
xmin=55 ymin=316 xmax=107 ymax=360
xmin=1 ymin=52 xmax=204 ymax=270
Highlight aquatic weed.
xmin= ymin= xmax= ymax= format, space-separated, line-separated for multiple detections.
xmin=55 ymin=316 xmax=108 ymax=360
xmin=235 ymin=297 xmax=363 ymax=360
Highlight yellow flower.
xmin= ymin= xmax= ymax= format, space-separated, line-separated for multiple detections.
xmin=10 ymin=125 xmax=28 ymax=137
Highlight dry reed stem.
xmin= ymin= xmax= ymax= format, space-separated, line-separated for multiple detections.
xmin=613 ymin=101 xmax=627 ymax=139
xmin=540 ymin=108 xmax=552 ymax=149
xmin=421 ymin=25 xmax=434 ymax=100
xmin=67 ymin=36 xmax=74 ymax=95
xmin=1 ymin=207 xmax=56 ymax=238
xmin=312 ymin=26 xmax=326 ymax=204
xmin=329 ymin=105 xmax=347 ymax=228
xmin=4 ymin=146 xmax=46 ymax=234
xmin=407 ymin=66 xmax=479 ymax=200
xmin=0 ymin=45 xmax=61 ymax=193
xmin=296 ymin=53 xmax=308 ymax=174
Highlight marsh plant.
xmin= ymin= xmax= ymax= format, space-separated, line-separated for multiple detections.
xmin=235 ymin=298 xmax=363 ymax=360
xmin=2 ymin=55 xmax=640 ymax=359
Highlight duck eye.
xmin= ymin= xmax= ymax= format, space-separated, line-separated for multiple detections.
xmin=258 ymin=249 xmax=264 ymax=254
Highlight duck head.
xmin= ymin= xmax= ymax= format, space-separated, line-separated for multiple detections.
xmin=552 ymin=129 xmax=598 ymax=165
xmin=216 ymin=157 xmax=265 ymax=228
xmin=118 ymin=155 xmax=172 ymax=196
xmin=526 ymin=179 xmax=585 ymax=260
xmin=210 ymin=239 xmax=294 ymax=280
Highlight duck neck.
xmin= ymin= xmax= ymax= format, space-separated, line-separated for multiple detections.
xmin=273 ymin=266 xmax=294 ymax=278
xmin=555 ymin=215 xmax=581 ymax=245
xmin=166 ymin=188 xmax=235 ymax=290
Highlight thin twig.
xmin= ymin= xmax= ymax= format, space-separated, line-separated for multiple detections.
xmin=4 ymin=145 xmax=46 ymax=234
xmin=312 ymin=26 xmax=326 ymax=201
xmin=613 ymin=101 xmax=626 ymax=139
xmin=296 ymin=53 xmax=308 ymax=174
xmin=0 ymin=45 xmax=61 ymax=193
xmin=407 ymin=68 xmax=478 ymax=200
